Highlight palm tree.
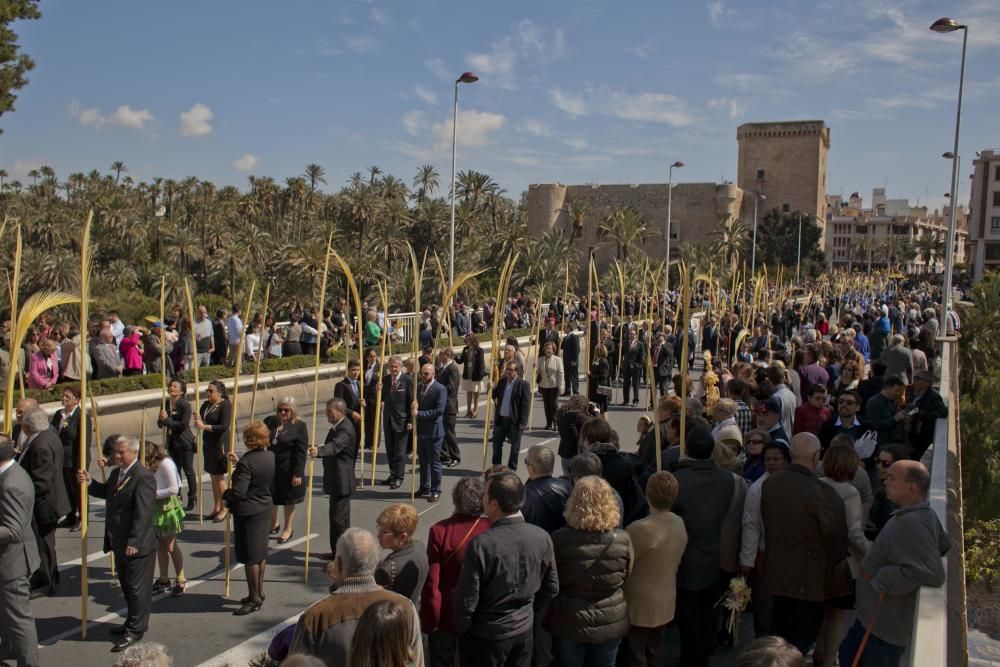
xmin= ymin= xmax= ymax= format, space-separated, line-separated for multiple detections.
xmin=597 ymin=207 xmax=647 ymax=261
xmin=0 ymin=169 xmax=7 ymax=191
xmin=710 ymin=216 xmax=749 ymax=275
xmin=367 ymin=165 xmax=383 ymax=185
xmin=559 ymin=199 xmax=591 ymax=242
xmin=27 ymin=169 xmax=39 ymax=188
xmin=854 ymin=235 xmax=877 ymax=272
xmin=412 ymin=164 xmax=439 ymax=204
xmin=456 ymin=170 xmax=500 ymax=209
xmin=916 ymin=233 xmax=945 ymax=274
xmin=303 ymin=163 xmax=326 ymax=193
xmin=110 ymin=161 xmax=127 ymax=185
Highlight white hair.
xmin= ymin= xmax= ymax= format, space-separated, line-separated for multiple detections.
xmin=23 ymin=408 xmax=51 ymax=435
xmin=112 ymin=641 xmax=172 ymax=667
xmin=335 ymin=528 xmax=380 ymax=577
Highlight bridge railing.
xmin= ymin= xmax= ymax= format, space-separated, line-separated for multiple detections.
xmin=910 ymin=336 xmax=967 ymax=666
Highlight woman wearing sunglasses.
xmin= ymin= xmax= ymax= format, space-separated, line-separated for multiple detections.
xmin=264 ymin=396 xmax=309 ymax=543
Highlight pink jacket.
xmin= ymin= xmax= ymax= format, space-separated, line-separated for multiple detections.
xmin=119 ymin=333 xmax=144 ymax=371
xmin=27 ymin=351 xmax=59 ymax=389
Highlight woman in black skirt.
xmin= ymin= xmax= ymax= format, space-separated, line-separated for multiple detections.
xmin=224 ymin=421 xmax=274 ymax=615
xmin=157 ymin=378 xmax=197 ymax=511
xmin=588 ymin=344 xmax=611 ymax=415
xmin=194 ymin=379 xmax=231 ymax=522
xmin=264 ymin=396 xmax=308 ymax=543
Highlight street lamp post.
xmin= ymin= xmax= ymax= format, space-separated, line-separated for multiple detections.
xmin=796 ymin=213 xmax=803 ymax=284
xmin=665 ymin=160 xmax=684 ymax=294
xmin=750 ymin=192 xmax=766 ymax=276
xmin=449 ymin=71 xmax=479 ymax=299
xmin=930 ymin=17 xmax=968 ymax=335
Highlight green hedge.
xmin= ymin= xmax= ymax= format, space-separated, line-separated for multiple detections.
xmin=966 ymin=519 xmax=1000 ymax=588
xmin=5 ymin=328 xmax=533 ymax=404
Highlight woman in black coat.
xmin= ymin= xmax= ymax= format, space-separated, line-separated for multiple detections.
xmin=157 ymin=379 xmax=197 ymax=511
xmin=224 ymin=421 xmax=275 ymax=615
xmin=588 ymin=344 xmax=611 ymax=415
xmin=194 ymin=379 xmax=231 ymax=522
xmin=456 ymin=333 xmax=487 ymax=418
xmin=264 ymin=396 xmax=308 ymax=543
xmin=556 ymin=395 xmax=591 ymax=477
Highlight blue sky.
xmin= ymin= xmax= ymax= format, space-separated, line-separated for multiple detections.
xmin=2 ymin=0 xmax=998 ymax=213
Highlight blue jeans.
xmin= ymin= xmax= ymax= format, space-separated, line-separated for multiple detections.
xmin=492 ymin=416 xmax=524 ymax=470
xmin=551 ymin=637 xmax=619 ymax=667
xmin=418 ymin=437 xmax=443 ymax=493
xmin=838 ymin=620 xmax=905 ymax=667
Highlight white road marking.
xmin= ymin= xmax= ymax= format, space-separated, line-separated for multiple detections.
xmin=195 ymin=613 xmax=301 ymax=667
xmin=38 ymin=532 xmax=318 ymax=647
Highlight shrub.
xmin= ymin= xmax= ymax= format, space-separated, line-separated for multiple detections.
xmin=965 ymin=519 xmax=1000 ymax=589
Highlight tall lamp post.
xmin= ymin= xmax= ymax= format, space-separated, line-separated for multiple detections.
xmin=930 ymin=16 xmax=968 ymax=335
xmin=664 ymin=160 xmax=684 ymax=294
xmin=449 ymin=71 xmax=479 ymax=298
xmin=750 ymin=192 xmax=766 ymax=276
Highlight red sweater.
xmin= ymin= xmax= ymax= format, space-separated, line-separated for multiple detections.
xmin=420 ymin=513 xmax=491 ymax=634
xmin=793 ymin=403 xmax=832 ymax=436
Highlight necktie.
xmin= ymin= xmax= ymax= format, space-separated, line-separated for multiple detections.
xmin=392 ymin=376 xmax=398 ymax=392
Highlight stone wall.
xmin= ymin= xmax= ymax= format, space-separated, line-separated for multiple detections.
xmin=525 ymin=182 xmax=744 ymax=282
xmin=736 ymin=120 xmax=830 ymax=235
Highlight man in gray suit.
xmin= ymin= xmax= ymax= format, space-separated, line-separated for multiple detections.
xmin=308 ymin=398 xmax=356 ymax=560
xmin=79 ymin=436 xmax=157 ymax=653
xmin=18 ymin=407 xmax=70 ymax=598
xmin=881 ymin=334 xmax=914 ymax=385
xmin=0 ymin=437 xmax=41 ymax=667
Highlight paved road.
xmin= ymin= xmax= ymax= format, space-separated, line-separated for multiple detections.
xmin=36 ymin=373 xmax=752 ymax=666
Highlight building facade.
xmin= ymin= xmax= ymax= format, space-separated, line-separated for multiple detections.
xmin=825 ymin=189 xmax=967 ymax=273
xmin=736 ymin=120 xmax=830 ymax=232
xmin=968 ymin=149 xmax=1000 ymax=281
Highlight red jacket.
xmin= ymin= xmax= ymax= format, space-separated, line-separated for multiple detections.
xmin=793 ymin=403 xmax=832 ymax=436
xmin=420 ymin=513 xmax=491 ymax=634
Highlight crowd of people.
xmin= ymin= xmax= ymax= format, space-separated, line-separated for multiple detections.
xmin=0 ymin=277 xmax=956 ymax=666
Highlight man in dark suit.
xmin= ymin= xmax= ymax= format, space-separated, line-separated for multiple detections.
xmin=52 ymin=386 xmax=90 ymax=530
xmin=361 ymin=349 xmax=381 ymax=462
xmin=436 ymin=348 xmax=462 ymax=467
xmin=701 ymin=316 xmax=719 ymax=355
xmin=539 ymin=317 xmax=560 ymax=351
xmin=79 ymin=436 xmax=157 ymax=653
xmin=308 ymin=398 xmax=356 ymax=560
xmin=11 ymin=398 xmax=39 ymax=452
xmin=334 ymin=360 xmax=364 ymax=461
xmin=491 ymin=362 xmax=532 ymax=471
xmin=651 ymin=332 xmax=674 ymax=399
xmin=560 ymin=323 xmax=580 ymax=396
xmin=18 ymin=407 xmax=70 ymax=598
xmin=381 ymin=356 xmax=414 ymax=490
xmin=0 ymin=438 xmax=41 ymax=667
xmin=413 ymin=364 xmax=448 ymax=502
xmin=212 ymin=308 xmax=228 ymax=366
xmin=621 ymin=327 xmax=646 ymax=406
xmin=907 ymin=370 xmax=948 ymax=460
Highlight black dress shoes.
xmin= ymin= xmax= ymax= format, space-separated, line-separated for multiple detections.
xmin=428 ymin=493 xmax=441 ymax=503
xmin=110 ymin=624 xmax=128 ymax=636
xmin=389 ymin=479 xmax=403 ymax=490
xmin=111 ymin=633 xmax=143 ymax=652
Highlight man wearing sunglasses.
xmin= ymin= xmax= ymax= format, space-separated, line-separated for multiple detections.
xmin=818 ymin=389 xmax=867 ymax=454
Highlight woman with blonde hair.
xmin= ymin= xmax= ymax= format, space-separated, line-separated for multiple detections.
xmin=374 ymin=503 xmax=428 ymax=606
xmin=224 ymin=421 xmax=275 ymax=615
xmin=264 ymin=396 xmax=308 ymax=543
xmin=548 ymin=476 xmax=633 ymax=666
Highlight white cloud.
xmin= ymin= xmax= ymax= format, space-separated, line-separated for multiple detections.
xmin=521 ymin=119 xmax=550 ymax=137
xmin=607 ymin=91 xmax=694 ymax=126
xmin=464 ymin=19 xmax=566 ymax=89
xmin=6 ymin=159 xmax=46 ymax=182
xmin=345 ymin=35 xmax=377 ymax=53
xmin=109 ymin=105 xmax=154 ymax=130
xmin=708 ymin=96 xmax=746 ymax=119
xmin=69 ymin=100 xmax=155 ymax=131
xmin=402 ymin=110 xmax=427 ymax=136
xmin=625 ymin=43 xmax=657 ymax=59
xmin=179 ymin=103 xmax=213 ymax=137
xmin=425 ymin=58 xmax=452 ymax=81
xmin=707 ymin=0 xmax=736 ymax=28
xmin=432 ymin=109 xmax=506 ymax=150
xmin=549 ymin=86 xmax=695 ymax=127
xmin=563 ymin=137 xmax=588 ymax=151
xmin=414 ymin=85 xmax=438 ymax=105
xmin=232 ymin=153 xmax=259 ymax=172
xmin=549 ymin=88 xmax=588 ymax=116
xmin=714 ymin=72 xmax=770 ymax=91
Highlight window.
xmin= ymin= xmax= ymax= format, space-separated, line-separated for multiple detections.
xmin=756 ymin=169 xmax=766 ymax=181
xmin=782 ymin=203 xmax=790 ymax=213
xmin=993 ymin=191 xmax=1000 ymax=207
xmin=667 ymin=222 xmax=678 ymax=241
xmin=992 ymin=216 xmax=1000 ymax=231
xmin=994 ymin=165 xmax=1000 ymax=181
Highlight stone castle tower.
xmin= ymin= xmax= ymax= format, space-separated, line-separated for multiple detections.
xmin=736 ymin=120 xmax=830 ymax=227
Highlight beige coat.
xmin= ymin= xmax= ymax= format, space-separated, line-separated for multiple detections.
xmin=623 ymin=510 xmax=688 ymax=628
xmin=535 ymin=354 xmax=564 ymax=390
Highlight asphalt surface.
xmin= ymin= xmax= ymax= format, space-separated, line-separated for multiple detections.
xmin=35 ymin=372 xmax=754 ymax=666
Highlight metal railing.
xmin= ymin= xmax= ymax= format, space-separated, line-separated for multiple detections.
xmin=910 ymin=336 xmax=967 ymax=666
